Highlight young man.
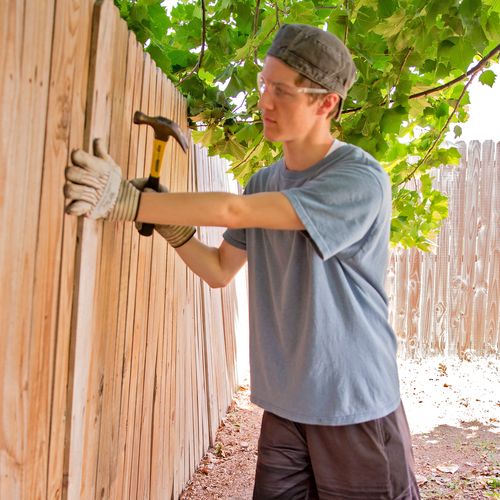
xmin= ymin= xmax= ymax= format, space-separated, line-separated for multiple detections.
xmin=64 ymin=24 xmax=420 ymax=499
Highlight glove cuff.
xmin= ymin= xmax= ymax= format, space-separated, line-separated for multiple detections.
xmin=155 ymin=224 xmax=196 ymax=248
xmin=108 ymin=180 xmax=141 ymax=221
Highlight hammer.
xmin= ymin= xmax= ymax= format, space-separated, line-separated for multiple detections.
xmin=133 ymin=110 xmax=189 ymax=236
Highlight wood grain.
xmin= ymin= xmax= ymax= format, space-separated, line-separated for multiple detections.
xmin=0 ymin=0 xmax=55 ymax=498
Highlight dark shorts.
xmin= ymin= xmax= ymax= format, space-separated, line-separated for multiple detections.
xmin=253 ymin=402 xmax=420 ymax=499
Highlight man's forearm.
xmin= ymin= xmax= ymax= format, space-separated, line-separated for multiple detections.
xmin=171 ymin=237 xmax=247 ymax=289
xmin=137 ymin=191 xmax=240 ymax=228
xmin=174 ymin=238 xmax=228 ymax=288
xmin=136 ymin=190 xmax=305 ymax=231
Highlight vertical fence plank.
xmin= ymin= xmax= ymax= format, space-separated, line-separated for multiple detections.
xmin=386 ymin=252 xmax=397 ymax=329
xmin=431 ymin=166 xmax=453 ymax=354
xmin=107 ymin=28 xmax=141 ymax=499
xmin=473 ymin=141 xmax=496 ymax=353
xmin=66 ymin=1 xmax=116 ymax=497
xmin=447 ymin=142 xmax=468 ymax=354
xmin=406 ymin=249 xmax=421 ymax=354
xmin=164 ymin=78 xmax=180 ymax=498
xmin=196 ymin=147 xmax=219 ymax=444
xmin=93 ymin=10 xmax=130 ymax=498
xmin=484 ymin=143 xmax=499 ymax=351
xmin=47 ymin=0 xmax=95 ymax=495
xmin=136 ymin=66 xmax=165 ymax=498
xmin=461 ymin=141 xmax=481 ymax=353
xmin=113 ymin=35 xmax=145 ymax=500
xmin=0 ymin=0 xmax=55 ymax=497
xmin=393 ymin=249 xmax=409 ymax=355
xmin=149 ymin=71 xmax=171 ymax=499
xmin=128 ymin=50 xmax=156 ymax=499
xmin=162 ymin=77 xmax=180 ymax=498
xmin=191 ymin=146 xmax=211 ymax=466
xmin=418 ymin=250 xmax=434 ymax=354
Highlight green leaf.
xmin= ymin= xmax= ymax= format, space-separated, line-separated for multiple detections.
xmin=192 ymin=126 xmax=224 ymax=148
xmin=483 ymin=12 xmax=500 ymax=39
xmin=198 ymin=68 xmax=215 ymax=85
xmin=372 ymin=11 xmax=407 ymax=38
xmin=377 ymin=0 xmax=398 ymax=17
xmin=479 ymin=69 xmax=497 ymax=87
xmin=459 ymin=0 xmax=482 ymax=21
xmin=435 ymin=101 xmax=449 ymax=118
xmin=380 ymin=106 xmax=407 ymax=134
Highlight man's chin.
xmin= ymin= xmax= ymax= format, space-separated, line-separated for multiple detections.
xmin=263 ymin=128 xmax=282 ymax=142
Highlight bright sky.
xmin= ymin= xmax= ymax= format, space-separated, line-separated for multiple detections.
xmin=450 ymin=62 xmax=500 ymax=142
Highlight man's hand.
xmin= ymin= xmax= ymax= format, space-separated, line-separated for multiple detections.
xmin=130 ymin=178 xmax=196 ymax=248
xmin=64 ymin=139 xmax=140 ymax=221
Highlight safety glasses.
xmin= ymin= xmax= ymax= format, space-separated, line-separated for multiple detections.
xmin=257 ymin=72 xmax=329 ymax=100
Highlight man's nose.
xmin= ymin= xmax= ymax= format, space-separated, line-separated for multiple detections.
xmin=258 ymin=89 xmax=274 ymax=110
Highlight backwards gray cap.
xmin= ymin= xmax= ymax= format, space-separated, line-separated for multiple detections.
xmin=267 ymin=24 xmax=357 ymax=118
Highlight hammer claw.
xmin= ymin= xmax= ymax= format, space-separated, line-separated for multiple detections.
xmin=133 ymin=111 xmax=188 ymax=152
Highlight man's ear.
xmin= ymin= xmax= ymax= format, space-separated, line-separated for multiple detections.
xmin=317 ymin=93 xmax=340 ymax=117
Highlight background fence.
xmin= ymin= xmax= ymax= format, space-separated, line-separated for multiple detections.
xmin=0 ymin=1 xmax=240 ymax=498
xmin=387 ymin=141 xmax=499 ymax=358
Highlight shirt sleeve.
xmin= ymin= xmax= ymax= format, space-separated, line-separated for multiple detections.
xmin=223 ymin=227 xmax=246 ymax=250
xmin=282 ymin=165 xmax=384 ymax=260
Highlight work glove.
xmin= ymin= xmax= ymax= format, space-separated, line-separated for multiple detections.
xmin=130 ymin=178 xmax=196 ymax=248
xmin=64 ymin=139 xmax=140 ymax=221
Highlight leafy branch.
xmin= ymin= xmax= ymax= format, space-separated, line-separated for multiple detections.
xmin=177 ymin=0 xmax=207 ymax=85
xmin=391 ymin=47 xmax=413 ymax=97
xmin=344 ymin=44 xmax=500 ymax=115
xmin=410 ymin=43 xmax=499 ymax=99
xmin=343 ymin=0 xmax=349 ymax=44
xmin=253 ymin=0 xmax=261 ymax=64
xmin=253 ymin=0 xmax=261 ymax=35
xmin=399 ymin=74 xmax=475 ymax=185
xmin=232 ymin=135 xmax=265 ymax=170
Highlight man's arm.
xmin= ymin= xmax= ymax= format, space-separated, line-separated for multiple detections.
xmin=63 ymin=143 xmax=301 ymax=286
xmin=137 ymin=191 xmax=305 ymax=230
xmin=65 ymin=142 xmax=304 ymax=230
xmin=174 ymin=237 xmax=247 ymax=289
xmin=137 ymin=190 xmax=301 ymax=288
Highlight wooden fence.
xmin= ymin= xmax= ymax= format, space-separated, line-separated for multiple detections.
xmin=387 ymin=141 xmax=499 ymax=358
xmin=0 ymin=1 xmax=239 ymax=498
xmin=2 ymin=0 xmax=498 ymax=497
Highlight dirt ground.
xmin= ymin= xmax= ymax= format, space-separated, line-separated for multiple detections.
xmin=181 ymin=356 xmax=500 ymax=499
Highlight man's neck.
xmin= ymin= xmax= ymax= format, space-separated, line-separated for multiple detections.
xmin=283 ymin=135 xmax=335 ymax=171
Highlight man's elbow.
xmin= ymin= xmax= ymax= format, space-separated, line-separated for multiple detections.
xmin=206 ymin=275 xmax=231 ymax=289
xmin=205 ymin=267 xmax=234 ymax=289
xmin=223 ymin=195 xmax=247 ymax=229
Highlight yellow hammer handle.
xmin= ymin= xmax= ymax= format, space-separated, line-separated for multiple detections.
xmin=150 ymin=138 xmax=167 ymax=178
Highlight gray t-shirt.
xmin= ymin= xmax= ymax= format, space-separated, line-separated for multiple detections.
xmin=223 ymin=143 xmax=400 ymax=425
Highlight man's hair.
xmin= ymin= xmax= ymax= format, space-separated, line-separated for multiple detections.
xmin=294 ymin=74 xmax=340 ymax=120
